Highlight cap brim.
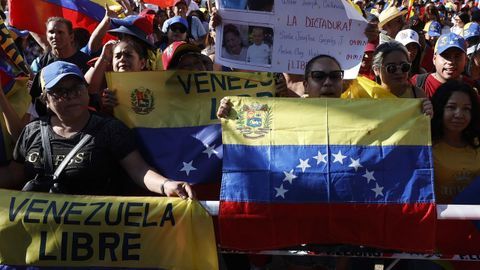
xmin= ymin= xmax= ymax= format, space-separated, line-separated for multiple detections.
xmin=437 ymin=45 xmax=466 ymax=55
xmin=428 ymin=31 xmax=441 ymax=37
xmin=108 ymin=26 xmax=154 ymax=48
xmin=45 ymin=73 xmax=84 ymax=89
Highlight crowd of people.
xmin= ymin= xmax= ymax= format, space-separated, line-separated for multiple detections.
xmin=0 ymin=0 xmax=479 ymax=269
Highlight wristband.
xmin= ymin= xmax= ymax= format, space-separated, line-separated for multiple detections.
xmin=160 ymin=179 xmax=170 ymax=195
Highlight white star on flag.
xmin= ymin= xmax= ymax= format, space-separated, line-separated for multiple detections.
xmin=296 ymin=158 xmax=311 ymax=172
xmin=332 ymin=150 xmax=347 ymax=164
xmin=313 ymin=151 xmax=327 ymax=165
xmin=371 ymin=183 xmax=384 ymax=198
xmin=202 ymin=144 xmax=219 ymax=158
xmin=362 ymin=169 xmax=375 ymax=183
xmin=348 ymin=158 xmax=363 ymax=171
xmin=274 ymin=184 xmax=288 ymax=198
xmin=180 ymin=161 xmax=197 ymax=176
xmin=283 ymin=169 xmax=298 ymax=184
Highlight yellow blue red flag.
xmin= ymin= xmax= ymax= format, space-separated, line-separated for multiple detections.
xmin=107 ymin=71 xmax=274 ymax=198
xmin=219 ymin=97 xmax=436 ymax=252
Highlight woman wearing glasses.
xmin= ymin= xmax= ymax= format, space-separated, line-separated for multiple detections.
xmin=372 ymin=41 xmax=426 ymax=99
xmin=0 ymin=61 xmax=195 ymax=199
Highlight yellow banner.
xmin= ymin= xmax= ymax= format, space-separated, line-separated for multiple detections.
xmin=106 ymin=71 xmax=275 ymax=128
xmin=0 ymin=189 xmax=218 ymax=270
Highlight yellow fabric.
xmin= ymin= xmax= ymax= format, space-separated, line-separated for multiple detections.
xmin=0 ymin=189 xmax=218 ymax=270
xmin=433 ymin=142 xmax=480 ymax=204
xmin=342 ymin=76 xmax=397 ymax=98
xmin=0 ymin=17 xmax=30 ymax=75
xmin=221 ymin=97 xmax=430 ymax=147
xmin=107 ymin=71 xmax=275 ymax=128
xmin=0 ymin=78 xmax=30 ymax=160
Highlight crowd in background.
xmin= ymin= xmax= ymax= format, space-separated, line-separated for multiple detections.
xmin=0 ymin=0 xmax=479 ymax=269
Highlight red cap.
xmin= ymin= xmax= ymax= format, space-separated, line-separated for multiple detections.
xmin=162 ymin=41 xmax=200 ymax=70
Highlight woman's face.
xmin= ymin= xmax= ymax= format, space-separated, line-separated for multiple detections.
xmin=443 ymin=91 xmax=472 ymax=136
xmin=375 ymin=50 xmax=410 ymax=91
xmin=46 ymin=76 xmax=89 ymax=119
xmin=224 ymin=31 xmax=242 ymax=54
xmin=112 ymin=42 xmax=145 ymax=72
xmin=303 ymin=57 xmax=343 ymax=98
xmin=167 ymin=23 xmax=187 ymax=43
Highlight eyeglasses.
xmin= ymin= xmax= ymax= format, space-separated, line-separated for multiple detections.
xmin=47 ymin=84 xmax=86 ymax=100
xmin=169 ymin=25 xmax=187 ymax=33
xmin=309 ymin=70 xmax=344 ymax=81
xmin=383 ymin=63 xmax=411 ymax=74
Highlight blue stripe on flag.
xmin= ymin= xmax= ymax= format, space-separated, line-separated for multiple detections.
xmin=221 ymin=144 xmax=434 ymax=203
xmin=134 ymin=124 xmax=223 ymax=184
xmin=44 ymin=0 xmax=105 ymax=21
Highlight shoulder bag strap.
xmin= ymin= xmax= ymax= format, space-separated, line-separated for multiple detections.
xmin=52 ymin=133 xmax=92 ymax=180
xmin=40 ymin=120 xmax=54 ymax=175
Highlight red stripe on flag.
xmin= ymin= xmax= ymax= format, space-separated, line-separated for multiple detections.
xmin=143 ymin=0 xmax=175 ymax=8
xmin=9 ymin=0 xmax=100 ymax=34
xmin=219 ymin=202 xmax=436 ymax=252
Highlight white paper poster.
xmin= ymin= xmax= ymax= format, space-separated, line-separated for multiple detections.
xmin=215 ymin=0 xmax=368 ymax=79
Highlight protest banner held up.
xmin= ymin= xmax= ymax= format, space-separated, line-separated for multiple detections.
xmin=215 ymin=0 xmax=367 ymax=79
xmin=0 ymin=189 xmax=218 ymax=270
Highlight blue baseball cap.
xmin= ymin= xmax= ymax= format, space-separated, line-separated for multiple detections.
xmin=40 ymin=61 xmax=85 ymax=90
xmin=463 ymin=22 xmax=480 ymax=41
xmin=434 ymin=32 xmax=466 ymax=55
xmin=424 ymin=21 xmax=441 ymax=37
xmin=162 ymin=16 xmax=189 ymax=33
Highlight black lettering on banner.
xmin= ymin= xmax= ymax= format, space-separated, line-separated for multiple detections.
xmin=260 ymin=78 xmax=274 ymax=87
xmin=24 ymin=199 xmax=48 ymax=223
xmin=84 ymin=202 xmax=105 ymax=226
xmin=194 ymin=72 xmax=209 ymax=93
xmin=210 ymin=74 xmax=226 ymax=92
xmin=9 ymin=197 xmax=29 ymax=221
xmin=160 ymin=203 xmax=175 ymax=227
xmin=99 ymin=232 xmax=120 ymax=261
xmin=71 ymin=232 xmax=93 ymax=261
xmin=256 ymin=92 xmax=274 ymax=97
xmin=44 ymin=201 xmax=69 ymax=224
xmin=61 ymin=231 xmax=68 ymax=261
xmin=125 ymin=202 xmax=143 ymax=227
xmin=142 ymin=203 xmax=158 ymax=227
xmin=244 ymin=80 xmax=258 ymax=89
xmin=227 ymin=76 xmax=241 ymax=90
xmin=177 ymin=74 xmax=192 ymax=94
xmin=64 ymin=202 xmax=86 ymax=225
xmin=210 ymin=97 xmax=217 ymax=120
xmin=105 ymin=202 xmax=124 ymax=225
xmin=39 ymin=231 xmax=56 ymax=260
xmin=122 ymin=233 xmax=141 ymax=260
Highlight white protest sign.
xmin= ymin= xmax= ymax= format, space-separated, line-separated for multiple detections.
xmin=215 ymin=0 xmax=368 ymax=79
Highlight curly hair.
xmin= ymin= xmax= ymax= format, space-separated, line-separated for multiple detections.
xmin=431 ymin=80 xmax=480 ymax=148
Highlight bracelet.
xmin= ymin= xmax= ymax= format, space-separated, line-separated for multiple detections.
xmin=160 ymin=179 xmax=170 ymax=195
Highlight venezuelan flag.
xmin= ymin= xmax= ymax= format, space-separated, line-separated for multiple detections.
xmin=0 ymin=77 xmax=30 ymax=164
xmin=219 ymin=97 xmax=436 ymax=252
xmin=107 ymin=71 xmax=274 ymax=198
xmin=8 ymin=0 xmax=120 ymax=35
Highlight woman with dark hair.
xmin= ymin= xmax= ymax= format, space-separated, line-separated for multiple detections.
xmin=431 ymin=80 xmax=480 ymax=203
xmin=372 ymin=41 xmax=426 ymax=98
xmin=221 ymin=24 xmax=247 ymax=61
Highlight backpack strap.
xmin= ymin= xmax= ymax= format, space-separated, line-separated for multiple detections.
xmin=40 ymin=119 xmax=54 ymax=176
xmin=415 ymin=73 xmax=429 ymax=90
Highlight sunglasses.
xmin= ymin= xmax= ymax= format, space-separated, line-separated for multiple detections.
xmin=169 ymin=25 xmax=187 ymax=33
xmin=383 ymin=63 xmax=411 ymax=74
xmin=309 ymin=70 xmax=344 ymax=81
xmin=47 ymin=84 xmax=86 ymax=100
